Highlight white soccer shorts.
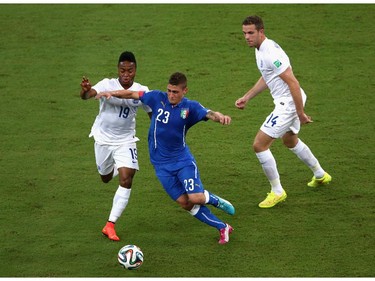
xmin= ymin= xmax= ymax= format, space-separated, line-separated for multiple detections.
xmin=94 ymin=142 xmax=139 ymax=175
xmin=260 ymin=109 xmax=301 ymax=139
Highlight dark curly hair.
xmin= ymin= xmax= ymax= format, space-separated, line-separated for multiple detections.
xmin=118 ymin=51 xmax=137 ymax=68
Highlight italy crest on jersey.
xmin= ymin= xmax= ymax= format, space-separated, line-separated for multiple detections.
xmin=180 ymin=108 xmax=189 ymax=119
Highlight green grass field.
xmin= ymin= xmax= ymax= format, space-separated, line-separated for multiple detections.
xmin=0 ymin=3 xmax=374 ymax=277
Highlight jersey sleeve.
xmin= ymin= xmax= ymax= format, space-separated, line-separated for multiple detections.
xmin=139 ymin=86 xmax=152 ymax=113
xmin=268 ymin=43 xmax=290 ymax=76
xmin=140 ymin=90 xmax=163 ymax=109
xmin=141 ymin=103 xmax=152 ymax=113
xmin=91 ymin=78 xmax=110 ymax=93
xmin=138 ymin=85 xmax=150 ymax=93
xmin=189 ymin=101 xmax=209 ymax=124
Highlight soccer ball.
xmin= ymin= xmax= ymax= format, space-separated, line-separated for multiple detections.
xmin=118 ymin=244 xmax=144 ymax=270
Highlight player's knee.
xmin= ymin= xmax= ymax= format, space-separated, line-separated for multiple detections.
xmin=100 ymin=175 xmax=112 ymax=183
xmin=180 ymin=201 xmax=194 ymax=211
xmin=176 ymin=195 xmax=193 ymax=210
xmin=119 ymin=176 xmax=133 ymax=188
xmin=252 ymin=141 xmax=263 ymax=153
xmin=282 ymin=133 xmax=298 ymax=148
xmin=282 ymin=137 xmax=298 ymax=148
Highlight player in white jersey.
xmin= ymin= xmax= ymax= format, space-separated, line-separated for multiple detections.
xmin=235 ymin=15 xmax=332 ymax=208
xmin=80 ymin=51 xmax=151 ymax=240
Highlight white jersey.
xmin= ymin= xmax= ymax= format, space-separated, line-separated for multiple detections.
xmin=255 ymin=38 xmax=306 ymax=111
xmin=90 ymin=78 xmax=151 ymax=145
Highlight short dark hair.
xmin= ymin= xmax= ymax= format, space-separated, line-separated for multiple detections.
xmin=242 ymin=15 xmax=264 ymax=31
xmin=169 ymin=72 xmax=187 ymax=88
xmin=118 ymin=51 xmax=137 ymax=67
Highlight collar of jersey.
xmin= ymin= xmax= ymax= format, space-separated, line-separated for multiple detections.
xmin=167 ymin=97 xmax=187 ymax=108
xmin=258 ymin=37 xmax=269 ymax=51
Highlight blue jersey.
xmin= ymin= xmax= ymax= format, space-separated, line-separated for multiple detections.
xmin=140 ymin=90 xmax=209 ymax=165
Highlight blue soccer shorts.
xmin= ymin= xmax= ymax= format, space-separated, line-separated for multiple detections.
xmin=154 ymin=160 xmax=204 ymax=201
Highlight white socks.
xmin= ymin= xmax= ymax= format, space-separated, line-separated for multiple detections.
xmin=204 ymin=190 xmax=210 ymax=204
xmin=108 ymin=186 xmax=131 ymax=223
xmin=289 ymin=139 xmax=325 ymax=178
xmin=255 ymin=140 xmax=325 ymax=194
xmin=256 ymin=150 xmax=284 ymax=195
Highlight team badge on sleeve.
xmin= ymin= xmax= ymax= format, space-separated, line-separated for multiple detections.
xmin=180 ymin=108 xmax=189 ymax=119
xmin=273 ymin=60 xmax=282 ymax=68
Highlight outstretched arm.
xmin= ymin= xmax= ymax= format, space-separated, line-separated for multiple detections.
xmin=235 ymin=76 xmax=268 ymax=109
xmin=95 ymin=89 xmax=143 ymax=100
xmin=206 ymin=110 xmax=231 ymax=125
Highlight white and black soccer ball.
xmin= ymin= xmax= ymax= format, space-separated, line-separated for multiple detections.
xmin=118 ymin=244 xmax=144 ymax=270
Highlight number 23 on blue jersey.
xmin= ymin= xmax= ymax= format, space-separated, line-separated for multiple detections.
xmin=156 ymin=108 xmax=170 ymax=123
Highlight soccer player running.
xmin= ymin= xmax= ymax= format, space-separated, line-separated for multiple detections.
xmin=80 ymin=51 xmax=152 ymax=241
xmin=235 ymin=15 xmax=332 ymax=208
xmin=96 ymin=72 xmax=235 ymax=244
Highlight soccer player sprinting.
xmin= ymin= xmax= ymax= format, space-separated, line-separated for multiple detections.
xmin=80 ymin=51 xmax=152 ymax=241
xmin=235 ymin=15 xmax=332 ymax=208
xmin=96 ymin=72 xmax=235 ymax=244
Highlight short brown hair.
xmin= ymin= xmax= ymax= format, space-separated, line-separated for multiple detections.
xmin=169 ymin=72 xmax=187 ymax=88
xmin=242 ymin=15 xmax=264 ymax=31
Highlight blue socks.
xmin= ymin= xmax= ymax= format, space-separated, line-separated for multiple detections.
xmin=189 ymin=205 xmax=226 ymax=230
xmin=204 ymin=190 xmax=219 ymax=207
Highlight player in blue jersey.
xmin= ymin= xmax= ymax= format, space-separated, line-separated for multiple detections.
xmin=96 ymin=72 xmax=235 ymax=244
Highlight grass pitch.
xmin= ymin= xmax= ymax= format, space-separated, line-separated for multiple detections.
xmin=0 ymin=3 xmax=374 ymax=277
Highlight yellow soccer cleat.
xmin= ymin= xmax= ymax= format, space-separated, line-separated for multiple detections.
xmin=258 ymin=190 xmax=287 ymax=208
xmin=307 ymin=172 xmax=332 ymax=187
